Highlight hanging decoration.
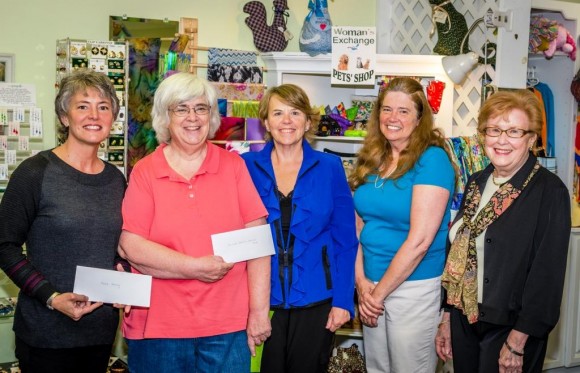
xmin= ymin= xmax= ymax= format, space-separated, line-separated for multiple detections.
xmin=299 ymin=0 xmax=333 ymax=56
xmin=243 ymin=0 xmax=291 ymax=52
xmin=429 ymin=0 xmax=469 ymax=56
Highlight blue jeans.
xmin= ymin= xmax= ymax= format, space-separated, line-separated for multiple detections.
xmin=126 ymin=330 xmax=250 ymax=373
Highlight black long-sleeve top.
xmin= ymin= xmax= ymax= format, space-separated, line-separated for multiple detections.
xmin=446 ymin=154 xmax=571 ymax=339
xmin=0 ymin=150 xmax=126 ymax=348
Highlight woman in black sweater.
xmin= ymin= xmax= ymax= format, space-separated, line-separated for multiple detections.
xmin=0 ymin=69 xmax=127 ymax=373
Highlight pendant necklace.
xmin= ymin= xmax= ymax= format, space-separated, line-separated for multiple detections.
xmin=374 ymin=166 xmax=396 ymax=189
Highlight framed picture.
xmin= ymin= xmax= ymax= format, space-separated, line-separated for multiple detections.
xmin=0 ymin=54 xmax=15 ymax=83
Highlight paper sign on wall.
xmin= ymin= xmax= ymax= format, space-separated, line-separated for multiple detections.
xmin=331 ymin=26 xmax=377 ymax=86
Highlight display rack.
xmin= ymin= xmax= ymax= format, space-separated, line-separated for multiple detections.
xmin=0 ymin=107 xmax=45 ymax=200
xmin=55 ymin=38 xmax=129 ymax=174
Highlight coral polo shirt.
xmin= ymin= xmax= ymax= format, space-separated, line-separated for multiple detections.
xmin=122 ymin=142 xmax=267 ymax=339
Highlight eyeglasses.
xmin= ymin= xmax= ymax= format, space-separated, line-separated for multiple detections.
xmin=169 ymin=105 xmax=211 ymax=117
xmin=482 ymin=127 xmax=532 ymax=138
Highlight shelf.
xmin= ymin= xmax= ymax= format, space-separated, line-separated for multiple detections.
xmin=336 ymin=327 xmax=363 ymax=338
xmin=314 ymin=136 xmax=364 ymax=142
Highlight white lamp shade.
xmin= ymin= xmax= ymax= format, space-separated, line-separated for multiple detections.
xmin=442 ymin=52 xmax=479 ymax=85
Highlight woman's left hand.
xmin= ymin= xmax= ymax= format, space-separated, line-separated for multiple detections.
xmin=499 ymin=344 xmax=523 ymax=373
xmin=326 ymin=307 xmax=350 ymax=332
xmin=499 ymin=330 xmax=527 ymax=373
xmin=246 ymin=310 xmax=271 ymax=357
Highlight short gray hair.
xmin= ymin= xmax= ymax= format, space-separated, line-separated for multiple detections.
xmin=151 ymin=73 xmax=221 ymax=144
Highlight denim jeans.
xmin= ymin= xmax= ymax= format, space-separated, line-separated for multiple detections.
xmin=126 ymin=330 xmax=250 ymax=373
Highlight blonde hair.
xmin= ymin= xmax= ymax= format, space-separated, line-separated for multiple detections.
xmin=258 ymin=84 xmax=319 ymax=142
xmin=349 ymin=77 xmax=452 ymax=190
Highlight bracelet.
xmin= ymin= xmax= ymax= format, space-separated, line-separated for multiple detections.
xmin=504 ymin=341 xmax=524 ymax=357
xmin=438 ymin=320 xmax=450 ymax=328
xmin=46 ymin=292 xmax=60 ymax=311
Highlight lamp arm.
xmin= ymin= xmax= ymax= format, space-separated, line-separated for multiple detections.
xmin=460 ymin=17 xmax=485 ymax=54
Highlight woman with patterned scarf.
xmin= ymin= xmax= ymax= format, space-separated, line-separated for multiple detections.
xmin=436 ymin=90 xmax=571 ymax=373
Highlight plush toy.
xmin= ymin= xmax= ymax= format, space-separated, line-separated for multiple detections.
xmin=544 ymin=24 xmax=577 ymax=61
xmin=243 ymin=0 xmax=291 ymax=53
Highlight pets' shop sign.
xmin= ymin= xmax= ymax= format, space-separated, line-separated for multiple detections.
xmin=331 ymin=26 xmax=376 ymax=86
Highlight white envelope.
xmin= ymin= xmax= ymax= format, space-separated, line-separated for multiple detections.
xmin=73 ymin=265 xmax=152 ymax=307
xmin=211 ymin=224 xmax=275 ymax=263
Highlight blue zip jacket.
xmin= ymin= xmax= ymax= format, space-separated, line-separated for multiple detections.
xmin=242 ymin=140 xmax=358 ymax=317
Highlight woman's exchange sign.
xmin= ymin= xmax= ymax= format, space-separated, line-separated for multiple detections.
xmin=331 ymin=26 xmax=376 ymax=86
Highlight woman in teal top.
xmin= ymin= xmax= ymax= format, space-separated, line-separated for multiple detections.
xmin=349 ymin=77 xmax=455 ymax=372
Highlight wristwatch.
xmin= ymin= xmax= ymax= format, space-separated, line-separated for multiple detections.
xmin=46 ymin=292 xmax=60 ymax=310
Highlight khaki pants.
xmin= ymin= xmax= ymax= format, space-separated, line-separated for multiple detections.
xmin=362 ymin=276 xmax=441 ymax=373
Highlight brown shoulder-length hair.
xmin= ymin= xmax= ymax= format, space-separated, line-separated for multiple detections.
xmin=477 ymin=90 xmax=542 ymax=152
xmin=258 ymin=84 xmax=319 ymax=143
xmin=349 ymin=77 xmax=453 ymax=190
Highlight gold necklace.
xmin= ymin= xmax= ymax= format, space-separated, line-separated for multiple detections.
xmin=491 ymin=172 xmax=506 ymax=187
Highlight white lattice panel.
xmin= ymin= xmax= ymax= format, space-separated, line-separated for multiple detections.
xmin=380 ymin=0 xmax=499 ymax=136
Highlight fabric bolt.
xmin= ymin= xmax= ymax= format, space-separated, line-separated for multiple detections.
xmin=207 ymin=48 xmax=258 ymax=66
xmin=354 ymin=147 xmax=455 ymax=282
xmin=211 ymin=82 xmax=265 ymax=101
xmin=232 ymin=100 xmax=260 ymax=119
xmin=214 ymin=117 xmax=245 ymax=141
xmin=362 ymin=277 xmax=441 ymax=373
xmin=217 ymin=98 xmax=228 ymax=117
xmin=223 ymin=141 xmax=250 ymax=155
xmin=207 ymin=65 xmax=263 ymax=84
xmin=245 ymin=118 xmax=266 ymax=141
xmin=126 ymin=331 xmax=250 ymax=373
xmin=0 ymin=150 xmax=125 ymax=349
xmin=122 ymin=142 xmax=267 ymax=339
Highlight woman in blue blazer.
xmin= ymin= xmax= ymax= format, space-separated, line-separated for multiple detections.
xmin=242 ymin=84 xmax=358 ymax=373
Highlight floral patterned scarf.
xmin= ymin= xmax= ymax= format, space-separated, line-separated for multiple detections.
xmin=441 ymin=161 xmax=540 ymax=323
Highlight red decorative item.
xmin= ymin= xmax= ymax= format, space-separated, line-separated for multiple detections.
xmin=571 ymin=68 xmax=580 ymax=102
xmin=427 ymin=80 xmax=445 ymax=114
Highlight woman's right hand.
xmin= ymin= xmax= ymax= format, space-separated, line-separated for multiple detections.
xmin=194 ymin=255 xmax=234 ymax=282
xmin=356 ymin=277 xmax=383 ymax=327
xmin=435 ymin=313 xmax=453 ymax=362
xmin=50 ymin=292 xmax=103 ymax=321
